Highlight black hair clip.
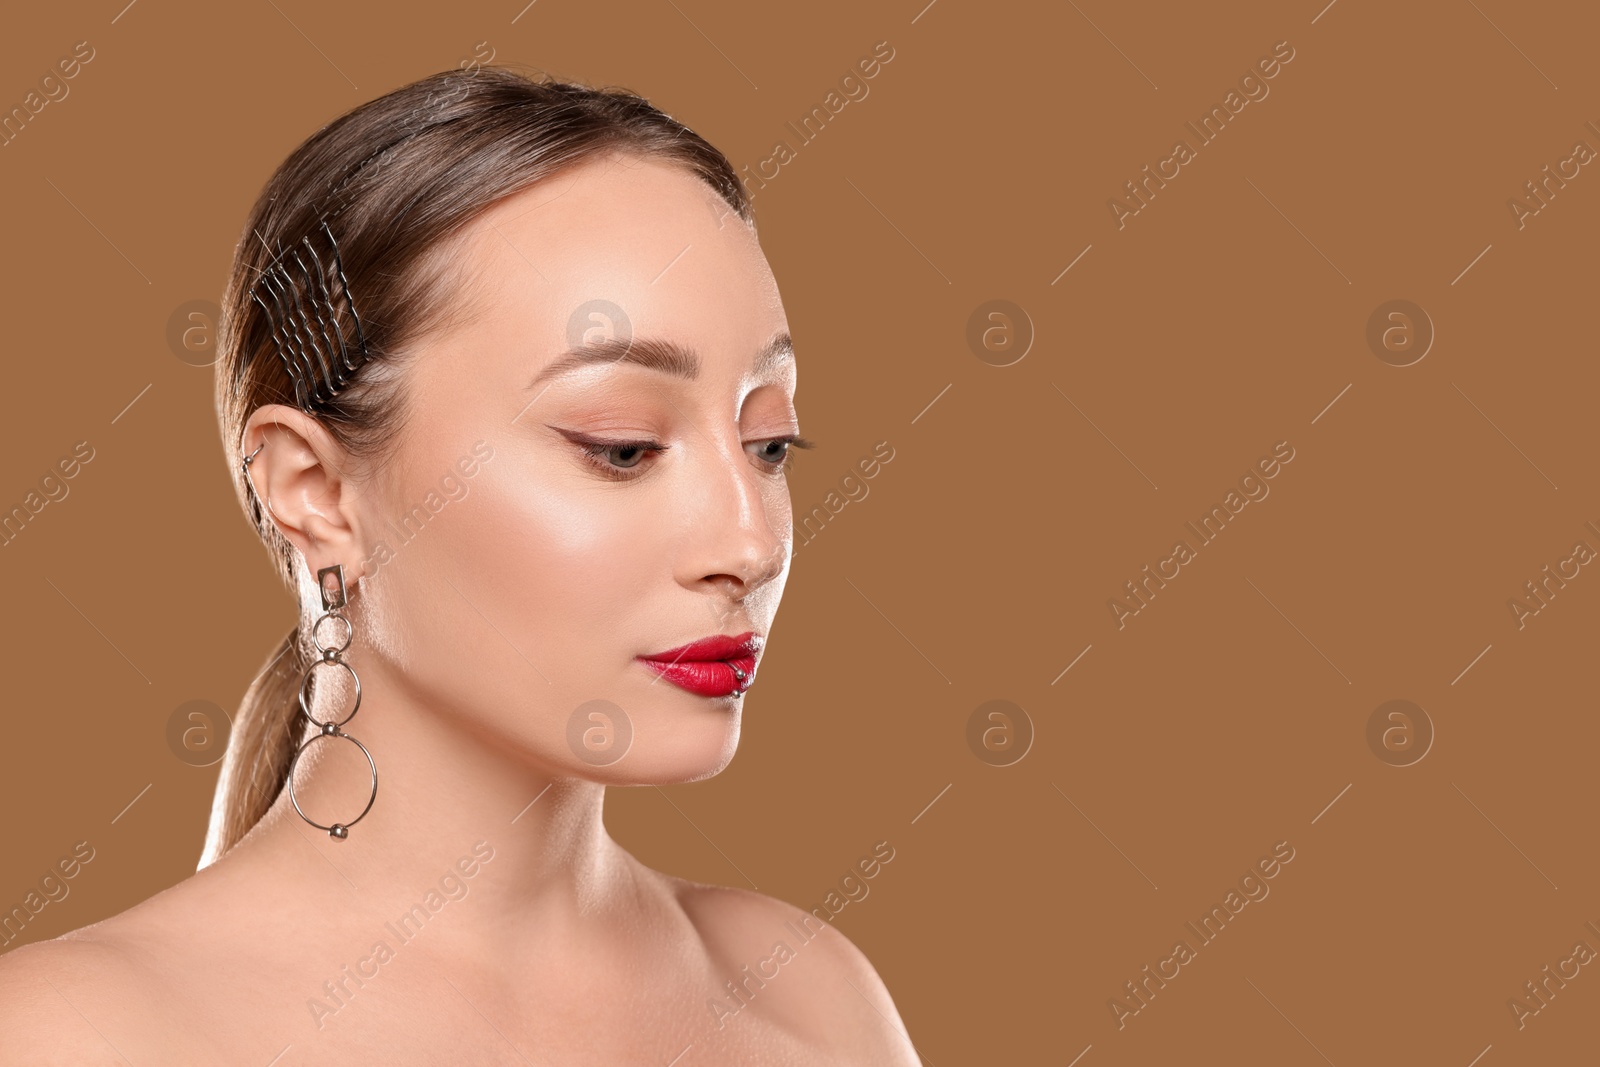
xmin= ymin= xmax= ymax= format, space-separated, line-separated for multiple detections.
xmin=249 ymin=217 xmax=372 ymax=413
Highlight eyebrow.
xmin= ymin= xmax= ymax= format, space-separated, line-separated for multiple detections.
xmin=527 ymin=331 xmax=793 ymax=390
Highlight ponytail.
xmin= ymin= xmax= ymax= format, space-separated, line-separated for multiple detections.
xmin=198 ymin=626 xmax=309 ymax=867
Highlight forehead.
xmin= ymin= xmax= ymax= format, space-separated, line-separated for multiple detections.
xmin=444 ymin=154 xmax=784 ymax=367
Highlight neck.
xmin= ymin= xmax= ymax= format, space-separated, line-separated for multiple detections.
xmin=218 ymin=650 xmax=639 ymax=971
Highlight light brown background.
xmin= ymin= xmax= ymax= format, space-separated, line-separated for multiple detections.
xmin=2 ymin=0 xmax=1596 ymax=1062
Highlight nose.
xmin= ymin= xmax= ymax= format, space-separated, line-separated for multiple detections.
xmin=680 ymin=434 xmax=786 ymax=600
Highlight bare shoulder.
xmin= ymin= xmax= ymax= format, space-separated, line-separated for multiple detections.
xmin=665 ymin=874 xmax=919 ymax=1065
xmin=0 ymin=858 xmax=247 ymax=1063
xmin=0 ymin=932 xmax=151 ymax=1064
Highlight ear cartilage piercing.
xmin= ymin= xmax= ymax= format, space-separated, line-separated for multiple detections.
xmin=284 ymin=563 xmax=379 ymax=840
xmin=239 ymin=439 xmax=274 ymax=533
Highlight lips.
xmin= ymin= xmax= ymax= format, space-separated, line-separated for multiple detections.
xmin=638 ymin=631 xmax=763 ymax=698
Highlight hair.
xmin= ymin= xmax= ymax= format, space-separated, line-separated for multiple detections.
xmin=202 ymin=65 xmax=754 ymax=868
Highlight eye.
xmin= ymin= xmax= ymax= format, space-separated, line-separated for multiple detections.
xmin=555 ymin=428 xmax=815 ymax=482
xmin=566 ymin=433 xmax=669 ymax=481
xmin=587 ymin=440 xmax=655 ymax=468
xmin=751 ymin=435 xmax=816 ymax=473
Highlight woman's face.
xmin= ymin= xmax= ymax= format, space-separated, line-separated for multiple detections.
xmin=354 ymin=153 xmax=797 ymax=783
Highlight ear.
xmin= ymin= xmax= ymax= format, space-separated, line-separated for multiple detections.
xmin=241 ymin=405 xmax=372 ymax=582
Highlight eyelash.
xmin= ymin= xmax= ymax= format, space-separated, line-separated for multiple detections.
xmin=572 ymin=434 xmax=816 ymax=482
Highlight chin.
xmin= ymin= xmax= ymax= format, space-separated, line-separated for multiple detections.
xmin=579 ymin=706 xmax=742 ymax=786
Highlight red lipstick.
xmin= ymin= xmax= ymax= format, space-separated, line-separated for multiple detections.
xmin=638 ymin=631 xmax=763 ymax=698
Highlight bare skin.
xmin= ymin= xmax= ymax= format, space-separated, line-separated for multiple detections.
xmin=0 ymin=154 xmax=919 ymax=1065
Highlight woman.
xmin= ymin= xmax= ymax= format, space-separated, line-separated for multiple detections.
xmin=0 ymin=66 xmax=917 ymax=1065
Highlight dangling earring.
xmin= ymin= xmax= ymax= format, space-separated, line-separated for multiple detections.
xmin=240 ymin=444 xmax=378 ymax=839
xmin=285 ymin=563 xmax=378 ymax=840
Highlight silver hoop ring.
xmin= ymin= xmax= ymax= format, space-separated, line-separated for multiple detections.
xmin=312 ymin=612 xmax=354 ymax=656
xmin=299 ymin=657 xmax=362 ymax=727
xmin=286 ymin=730 xmax=378 ymax=838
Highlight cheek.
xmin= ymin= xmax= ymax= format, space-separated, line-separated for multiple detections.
xmin=369 ymin=462 xmax=660 ymax=748
xmin=450 ymin=468 xmax=657 ymax=640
